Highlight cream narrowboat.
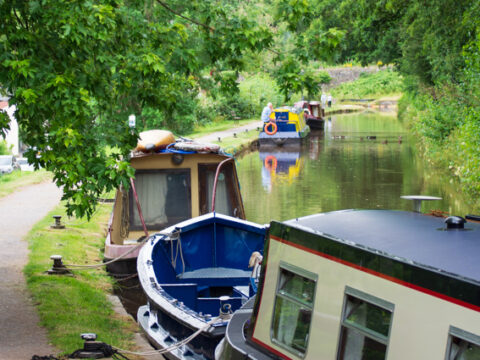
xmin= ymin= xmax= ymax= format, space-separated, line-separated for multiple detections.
xmin=104 ymin=130 xmax=246 ymax=277
xmin=216 ymin=210 xmax=480 ymax=360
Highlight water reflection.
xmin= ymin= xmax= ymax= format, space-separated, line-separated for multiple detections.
xmin=237 ymin=111 xmax=477 ymax=224
xmin=259 ymin=149 xmax=304 ymax=192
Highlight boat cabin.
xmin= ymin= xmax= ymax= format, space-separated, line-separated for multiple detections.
xmin=295 ymin=100 xmax=324 ymax=130
xmin=259 ymin=107 xmax=310 ymax=147
xmin=109 ymin=151 xmax=245 ymax=247
xmin=217 ymin=210 xmax=480 ymax=359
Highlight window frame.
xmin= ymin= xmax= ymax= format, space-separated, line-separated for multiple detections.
xmin=129 ymin=168 xmax=191 ymax=231
xmin=336 ymin=286 xmax=395 ymax=360
xmin=445 ymin=326 xmax=480 ymax=360
xmin=270 ymin=261 xmax=318 ymax=358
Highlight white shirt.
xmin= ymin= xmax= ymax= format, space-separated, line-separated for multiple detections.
xmin=261 ymin=106 xmax=272 ymax=122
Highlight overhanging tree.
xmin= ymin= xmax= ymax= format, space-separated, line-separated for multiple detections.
xmin=0 ymin=0 xmax=273 ymax=218
xmin=0 ymin=0 xmax=342 ymax=218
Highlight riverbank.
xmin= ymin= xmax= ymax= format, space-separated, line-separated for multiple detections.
xmin=0 ymin=169 xmax=52 ymax=199
xmin=24 ymin=202 xmax=145 ymax=359
xmin=399 ymin=90 xmax=480 ymax=211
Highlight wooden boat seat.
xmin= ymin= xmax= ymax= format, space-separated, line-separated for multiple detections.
xmin=177 ymin=267 xmax=251 ymax=287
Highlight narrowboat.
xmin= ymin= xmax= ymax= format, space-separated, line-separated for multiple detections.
xmin=104 ymin=130 xmax=246 ymax=277
xmin=137 ymin=212 xmax=267 ymax=360
xmin=259 ymin=107 xmax=310 ymax=148
xmin=295 ymin=100 xmax=325 ymax=130
xmin=216 ymin=210 xmax=480 ymax=359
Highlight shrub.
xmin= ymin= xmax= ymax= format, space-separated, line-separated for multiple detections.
xmin=332 ymin=69 xmax=404 ymax=98
xmin=238 ymin=73 xmax=284 ymax=114
xmin=0 ymin=140 xmax=9 ymax=155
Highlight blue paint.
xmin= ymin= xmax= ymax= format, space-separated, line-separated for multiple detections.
xmin=147 ymin=214 xmax=266 ymax=315
xmin=275 ymin=112 xmax=289 ymax=121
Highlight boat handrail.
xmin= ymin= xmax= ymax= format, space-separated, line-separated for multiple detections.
xmin=211 ymin=157 xmax=234 ymax=213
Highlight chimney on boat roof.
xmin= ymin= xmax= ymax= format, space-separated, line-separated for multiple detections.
xmin=445 ymin=216 xmax=466 ymax=230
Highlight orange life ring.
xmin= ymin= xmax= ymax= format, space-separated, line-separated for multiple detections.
xmin=264 ymin=155 xmax=277 ymax=171
xmin=264 ymin=121 xmax=277 ymax=135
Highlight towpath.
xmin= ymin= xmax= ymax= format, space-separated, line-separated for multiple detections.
xmin=195 ymin=120 xmax=263 ymax=143
xmin=0 ymin=181 xmax=62 ymax=359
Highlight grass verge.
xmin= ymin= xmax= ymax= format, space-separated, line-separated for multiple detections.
xmin=213 ymin=128 xmax=260 ymax=155
xmin=24 ymin=203 xmax=139 ymax=357
xmin=0 ymin=169 xmax=52 ymax=199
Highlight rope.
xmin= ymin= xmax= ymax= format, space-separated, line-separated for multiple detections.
xmin=120 ymin=186 xmax=129 ymax=239
xmin=62 ymin=237 xmax=148 ymax=269
xmin=130 ymin=177 xmax=149 ymax=238
xmin=168 ymin=230 xmax=185 ymax=276
xmin=114 ymin=273 xmax=139 ymax=282
xmin=112 ymin=315 xmax=228 ymax=356
xmin=60 ymin=231 xmax=173 ymax=270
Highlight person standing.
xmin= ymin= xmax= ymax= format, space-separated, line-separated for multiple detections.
xmin=321 ymin=93 xmax=327 ymax=108
xmin=261 ymin=102 xmax=274 ymax=122
xmin=327 ymin=94 xmax=332 ymax=108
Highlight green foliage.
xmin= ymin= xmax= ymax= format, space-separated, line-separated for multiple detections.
xmin=454 ymin=110 xmax=480 ymax=197
xmin=238 ymin=73 xmax=284 ymax=114
xmin=274 ymin=57 xmax=331 ymax=101
xmin=308 ymin=0 xmax=477 ymax=86
xmin=216 ymin=96 xmax=254 ymax=120
xmin=0 ymin=140 xmax=10 ymax=155
xmin=332 ymin=69 xmax=404 ymax=99
xmin=0 ymin=0 xmax=272 ymax=218
xmin=399 ymin=28 xmax=480 ymax=202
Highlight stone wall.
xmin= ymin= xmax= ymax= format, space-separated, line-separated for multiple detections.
xmin=320 ymin=66 xmax=380 ymax=91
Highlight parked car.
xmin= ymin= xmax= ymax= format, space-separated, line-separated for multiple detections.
xmin=0 ymin=155 xmax=19 ymax=174
xmin=16 ymin=157 xmax=35 ymax=171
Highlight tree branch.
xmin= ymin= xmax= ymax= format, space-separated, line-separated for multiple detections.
xmin=13 ymin=9 xmax=27 ymax=30
xmin=155 ymin=0 xmax=215 ymax=31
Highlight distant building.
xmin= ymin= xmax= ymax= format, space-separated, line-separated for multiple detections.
xmin=0 ymin=98 xmax=19 ymax=155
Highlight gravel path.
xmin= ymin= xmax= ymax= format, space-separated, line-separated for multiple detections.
xmin=0 ymin=181 xmax=62 ymax=359
xmin=195 ymin=120 xmax=263 ymax=143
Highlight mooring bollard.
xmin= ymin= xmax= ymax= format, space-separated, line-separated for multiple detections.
xmin=47 ymin=254 xmax=72 ymax=275
xmin=51 ymin=215 xmax=65 ymax=229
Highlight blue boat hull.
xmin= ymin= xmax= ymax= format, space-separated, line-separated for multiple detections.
xmin=137 ymin=213 xmax=266 ymax=360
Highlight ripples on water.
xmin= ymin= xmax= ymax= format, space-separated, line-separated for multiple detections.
xmin=236 ymin=111 xmax=475 ymax=224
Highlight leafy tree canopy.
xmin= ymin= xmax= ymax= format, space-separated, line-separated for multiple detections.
xmin=0 ymin=0 xmax=341 ymax=218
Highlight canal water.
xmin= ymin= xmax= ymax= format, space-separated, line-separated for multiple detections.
xmin=116 ymin=109 xmax=477 ymax=319
xmin=236 ymin=110 xmax=477 ymax=224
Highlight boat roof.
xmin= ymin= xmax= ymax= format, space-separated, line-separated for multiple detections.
xmin=130 ymin=149 xmax=229 ymax=160
xmin=283 ymin=210 xmax=480 ymax=283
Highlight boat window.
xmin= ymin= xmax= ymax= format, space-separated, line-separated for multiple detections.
xmin=130 ymin=169 xmax=191 ymax=230
xmin=337 ymin=288 xmax=394 ymax=360
xmin=271 ymin=264 xmax=317 ymax=357
xmin=446 ymin=326 xmax=480 ymax=360
xmin=198 ymin=162 xmax=243 ymax=217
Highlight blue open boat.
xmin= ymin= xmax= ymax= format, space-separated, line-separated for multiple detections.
xmin=137 ymin=212 xmax=266 ymax=360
